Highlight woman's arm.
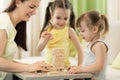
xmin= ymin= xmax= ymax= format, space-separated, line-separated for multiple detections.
xmin=69 ymin=28 xmax=83 ymax=65
xmin=0 ymin=30 xmax=49 ymax=72
xmin=0 ymin=57 xmax=49 ymax=72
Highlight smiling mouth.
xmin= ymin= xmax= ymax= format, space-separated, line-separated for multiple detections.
xmin=58 ymin=24 xmax=64 ymax=27
xmin=27 ymin=13 xmax=32 ymax=18
xmin=82 ymin=37 xmax=85 ymax=39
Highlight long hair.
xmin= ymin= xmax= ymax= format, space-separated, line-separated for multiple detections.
xmin=4 ymin=0 xmax=28 ymax=51
xmin=41 ymin=0 xmax=75 ymax=35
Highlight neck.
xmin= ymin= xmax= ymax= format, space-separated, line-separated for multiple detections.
xmin=8 ymin=11 xmax=21 ymax=27
xmin=90 ymin=34 xmax=100 ymax=43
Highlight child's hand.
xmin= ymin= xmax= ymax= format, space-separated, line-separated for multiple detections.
xmin=41 ymin=31 xmax=53 ymax=41
xmin=68 ymin=65 xmax=81 ymax=74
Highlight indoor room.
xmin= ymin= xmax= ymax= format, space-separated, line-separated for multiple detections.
xmin=0 ymin=0 xmax=120 ymax=80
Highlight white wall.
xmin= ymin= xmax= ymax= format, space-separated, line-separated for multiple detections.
xmin=0 ymin=0 xmax=11 ymax=12
xmin=106 ymin=21 xmax=120 ymax=64
xmin=107 ymin=0 xmax=120 ymax=21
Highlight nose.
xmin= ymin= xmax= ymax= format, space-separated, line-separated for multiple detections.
xmin=59 ymin=19 xmax=66 ymax=25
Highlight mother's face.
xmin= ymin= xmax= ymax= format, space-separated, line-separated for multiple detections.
xmin=16 ymin=0 xmax=40 ymax=21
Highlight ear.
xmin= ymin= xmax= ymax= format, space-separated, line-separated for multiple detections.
xmin=49 ymin=7 xmax=53 ymax=17
xmin=50 ymin=11 xmax=53 ymax=18
xmin=92 ymin=26 xmax=98 ymax=33
xmin=16 ymin=0 xmax=22 ymax=7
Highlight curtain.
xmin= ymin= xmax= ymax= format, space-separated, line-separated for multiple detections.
xmin=70 ymin=0 xmax=107 ymax=17
xmin=26 ymin=8 xmax=41 ymax=56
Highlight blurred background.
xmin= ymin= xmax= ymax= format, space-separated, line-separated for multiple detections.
xmin=0 ymin=0 xmax=120 ymax=64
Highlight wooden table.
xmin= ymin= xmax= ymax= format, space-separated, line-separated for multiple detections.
xmin=13 ymin=71 xmax=93 ymax=80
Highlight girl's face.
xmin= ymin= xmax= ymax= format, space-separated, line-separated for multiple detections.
xmin=79 ymin=21 xmax=96 ymax=42
xmin=52 ymin=7 xmax=70 ymax=29
xmin=17 ymin=0 xmax=40 ymax=21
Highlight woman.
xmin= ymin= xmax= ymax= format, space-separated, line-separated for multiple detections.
xmin=0 ymin=0 xmax=50 ymax=79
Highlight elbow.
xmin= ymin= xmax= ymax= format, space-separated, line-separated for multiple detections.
xmin=36 ymin=44 xmax=42 ymax=52
xmin=36 ymin=47 xmax=42 ymax=52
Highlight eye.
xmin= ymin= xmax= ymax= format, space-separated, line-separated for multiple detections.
xmin=29 ymin=6 xmax=36 ymax=9
xmin=64 ymin=17 xmax=68 ymax=20
xmin=56 ymin=17 xmax=61 ymax=19
xmin=81 ymin=30 xmax=85 ymax=32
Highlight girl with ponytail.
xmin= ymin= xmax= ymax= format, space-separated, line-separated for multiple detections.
xmin=37 ymin=0 xmax=83 ymax=70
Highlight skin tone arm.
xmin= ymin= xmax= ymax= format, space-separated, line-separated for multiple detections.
xmin=69 ymin=28 xmax=83 ymax=65
xmin=37 ymin=31 xmax=52 ymax=52
xmin=68 ymin=42 xmax=107 ymax=74
xmin=0 ymin=30 xmax=50 ymax=72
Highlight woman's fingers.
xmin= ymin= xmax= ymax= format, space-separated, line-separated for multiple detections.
xmin=36 ymin=61 xmax=53 ymax=71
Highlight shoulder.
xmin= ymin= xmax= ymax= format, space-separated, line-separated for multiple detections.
xmin=0 ymin=13 xmax=9 ymax=20
xmin=0 ymin=13 xmax=16 ymax=39
xmin=68 ymin=27 xmax=78 ymax=39
xmin=94 ymin=42 xmax=106 ymax=48
xmin=0 ymin=13 xmax=10 ymax=25
xmin=69 ymin=27 xmax=76 ymax=34
xmin=92 ymin=41 xmax=108 ymax=53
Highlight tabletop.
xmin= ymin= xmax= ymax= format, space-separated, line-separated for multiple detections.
xmin=13 ymin=71 xmax=93 ymax=80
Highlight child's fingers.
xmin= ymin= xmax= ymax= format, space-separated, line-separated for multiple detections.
xmin=67 ymin=65 xmax=76 ymax=70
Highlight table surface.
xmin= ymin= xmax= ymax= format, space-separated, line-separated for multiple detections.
xmin=14 ymin=71 xmax=93 ymax=80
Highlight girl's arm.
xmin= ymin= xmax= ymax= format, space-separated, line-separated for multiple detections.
xmin=80 ymin=42 xmax=107 ymax=73
xmin=0 ymin=30 xmax=49 ymax=72
xmin=69 ymin=42 xmax=107 ymax=74
xmin=37 ymin=31 xmax=52 ymax=52
xmin=69 ymin=28 xmax=83 ymax=65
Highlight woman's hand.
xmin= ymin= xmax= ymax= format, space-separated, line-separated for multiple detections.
xmin=27 ymin=61 xmax=52 ymax=72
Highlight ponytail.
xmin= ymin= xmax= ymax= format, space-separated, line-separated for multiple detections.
xmin=40 ymin=2 xmax=52 ymax=35
xmin=100 ymin=15 xmax=109 ymax=37
xmin=69 ymin=7 xmax=75 ymax=29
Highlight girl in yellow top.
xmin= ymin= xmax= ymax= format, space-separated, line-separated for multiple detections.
xmin=37 ymin=0 xmax=83 ymax=68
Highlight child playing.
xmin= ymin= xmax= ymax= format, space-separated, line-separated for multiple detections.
xmin=37 ymin=0 xmax=83 ymax=69
xmin=68 ymin=11 xmax=109 ymax=80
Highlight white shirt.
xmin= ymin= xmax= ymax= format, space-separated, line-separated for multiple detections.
xmin=0 ymin=13 xmax=17 ymax=80
xmin=83 ymin=39 xmax=108 ymax=80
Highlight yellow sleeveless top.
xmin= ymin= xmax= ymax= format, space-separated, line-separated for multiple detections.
xmin=46 ymin=25 xmax=70 ymax=67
